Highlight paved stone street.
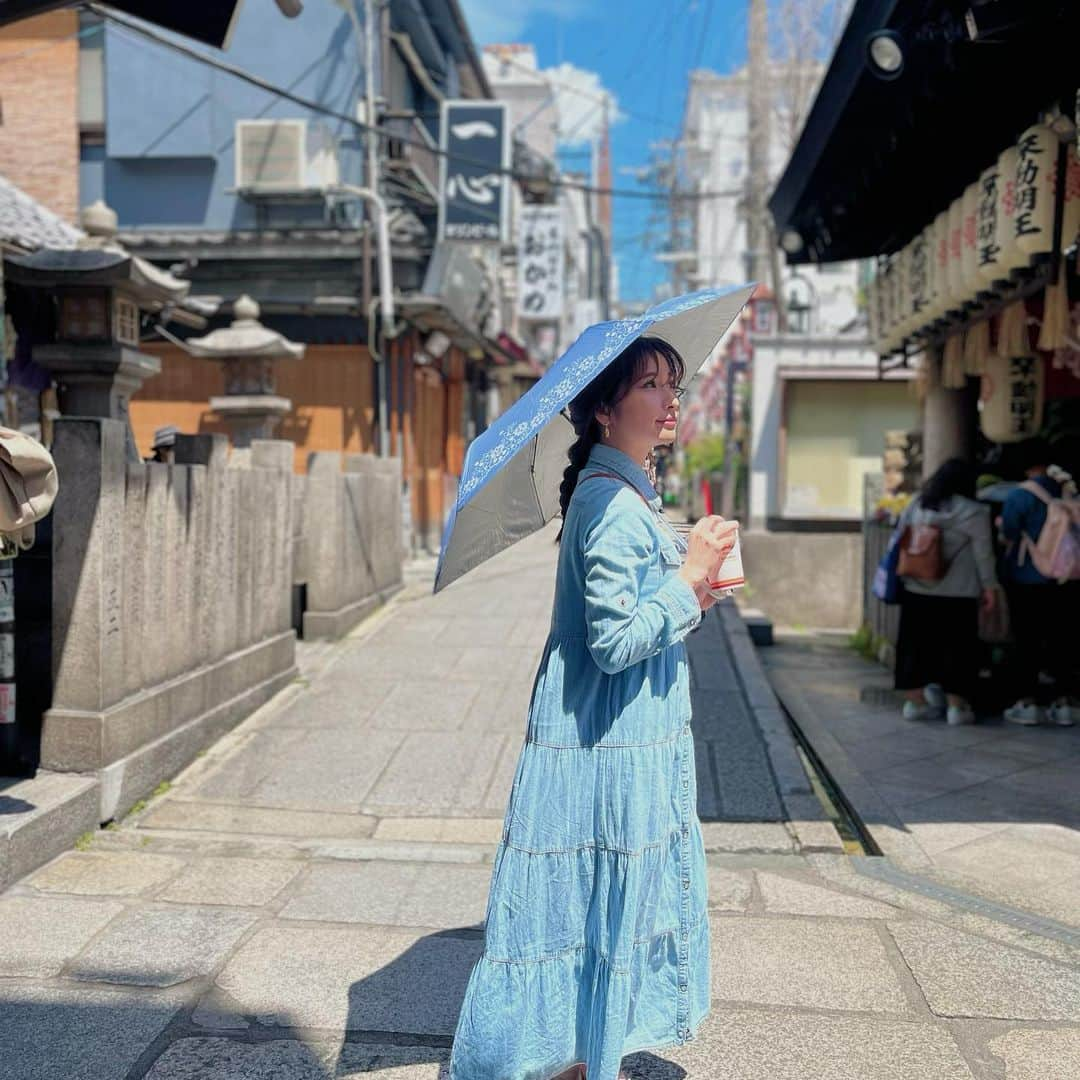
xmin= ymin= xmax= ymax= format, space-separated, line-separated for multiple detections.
xmin=2 ymin=529 xmax=1080 ymax=1078
xmin=763 ymin=632 xmax=1080 ymax=930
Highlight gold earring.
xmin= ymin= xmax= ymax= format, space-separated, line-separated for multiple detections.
xmin=602 ymin=423 xmax=610 ymax=440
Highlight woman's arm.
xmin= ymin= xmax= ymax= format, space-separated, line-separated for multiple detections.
xmin=583 ymin=500 xmax=702 ymax=675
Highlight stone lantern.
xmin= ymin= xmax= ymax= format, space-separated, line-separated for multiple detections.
xmin=5 ymin=199 xmax=191 ymax=461
xmin=187 ymin=295 xmax=304 ymax=448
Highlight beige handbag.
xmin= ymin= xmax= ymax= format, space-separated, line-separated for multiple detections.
xmin=0 ymin=426 xmax=58 ymax=550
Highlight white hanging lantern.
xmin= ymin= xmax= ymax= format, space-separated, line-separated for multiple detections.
xmin=976 ymin=159 xmax=1004 ymax=288
xmin=961 ymin=182 xmax=981 ymax=300
xmin=875 ymin=262 xmax=890 ymax=354
xmin=866 ymin=273 xmax=879 ymax=353
xmin=909 ymin=228 xmax=931 ymax=336
xmin=980 ymin=353 xmax=1045 ymax=444
xmin=1062 ymin=144 xmax=1080 ymax=251
xmin=929 ymin=209 xmax=950 ymax=321
xmin=946 ymin=196 xmax=965 ymax=311
xmin=1014 ymin=123 xmax=1056 ymax=259
xmin=995 ymin=145 xmax=1026 ymax=278
xmin=896 ymin=243 xmax=913 ymax=340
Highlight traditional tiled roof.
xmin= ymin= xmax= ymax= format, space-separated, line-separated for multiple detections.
xmin=0 ymin=175 xmax=82 ymax=252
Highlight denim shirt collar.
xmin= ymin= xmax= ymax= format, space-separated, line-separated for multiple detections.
xmin=586 ymin=443 xmax=661 ymax=508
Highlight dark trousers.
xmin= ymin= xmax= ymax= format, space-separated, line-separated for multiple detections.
xmin=1006 ymin=583 xmax=1077 ymax=703
xmin=895 ymin=592 xmax=979 ymax=700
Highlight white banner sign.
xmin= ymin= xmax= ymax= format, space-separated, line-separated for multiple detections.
xmin=517 ymin=206 xmax=563 ymax=320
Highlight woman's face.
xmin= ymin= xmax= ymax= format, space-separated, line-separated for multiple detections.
xmin=599 ymin=355 xmax=683 ymax=458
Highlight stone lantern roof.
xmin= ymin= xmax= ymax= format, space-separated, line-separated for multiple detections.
xmin=5 ymin=199 xmax=190 ymax=309
xmin=187 ymin=295 xmax=305 ymax=360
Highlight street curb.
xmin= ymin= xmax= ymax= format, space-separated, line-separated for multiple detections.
xmin=766 ymin=667 xmax=933 ymax=871
xmin=715 ymin=602 xmax=846 ymax=855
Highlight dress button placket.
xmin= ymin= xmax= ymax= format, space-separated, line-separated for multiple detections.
xmin=676 ymin=729 xmax=692 ymax=1042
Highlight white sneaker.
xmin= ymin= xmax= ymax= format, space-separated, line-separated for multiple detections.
xmin=1049 ymin=699 xmax=1078 ymax=727
xmin=924 ymin=683 xmax=947 ymax=709
xmin=903 ymin=700 xmax=944 ymax=722
xmin=947 ymin=705 xmax=976 ymax=726
xmin=1004 ymin=700 xmax=1044 ymax=726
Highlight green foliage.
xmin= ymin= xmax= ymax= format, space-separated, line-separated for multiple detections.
xmin=848 ymin=624 xmax=876 ymax=661
xmin=74 ymin=831 xmax=95 ymax=852
xmin=684 ymin=434 xmax=726 ymax=476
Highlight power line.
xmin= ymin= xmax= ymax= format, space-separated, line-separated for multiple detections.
xmin=90 ymin=6 xmax=741 ymax=204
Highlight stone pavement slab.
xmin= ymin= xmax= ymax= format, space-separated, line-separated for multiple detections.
xmin=986 ymin=1028 xmax=1080 ymax=1080
xmin=0 ymin=894 xmax=124 ymax=977
xmin=335 ymin=1042 xmax=449 ymax=1078
xmin=25 ymin=851 xmax=184 ymax=897
xmin=756 ymin=871 xmax=901 ymax=918
xmin=157 ymin=857 xmax=302 ymax=907
xmin=362 ymin=731 xmax=510 ymax=815
xmin=621 ymin=1008 xmax=977 ymax=1079
xmin=213 ymin=924 xmax=480 ymax=1032
xmin=709 ymin=917 xmax=913 ymax=1014
xmin=888 ymin=920 xmax=1080 ymax=1021
xmin=0 ymin=983 xmax=185 ymax=1080
xmin=139 ymin=801 xmax=378 ymax=840
xmin=144 ymin=1038 xmax=329 ymax=1080
xmin=66 ymin=905 xmax=257 ymax=987
xmin=761 ymin=632 xmax=1080 ymax=924
xmin=279 ymin=860 xmax=489 ymax=928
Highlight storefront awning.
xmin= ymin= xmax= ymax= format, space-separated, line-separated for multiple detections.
xmin=770 ymin=0 xmax=1080 ymax=265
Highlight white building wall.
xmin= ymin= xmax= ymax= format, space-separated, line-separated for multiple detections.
xmin=683 ymin=66 xmax=861 ymax=335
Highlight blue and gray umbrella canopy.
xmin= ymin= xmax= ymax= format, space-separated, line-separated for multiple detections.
xmin=434 ymin=284 xmax=756 ymax=592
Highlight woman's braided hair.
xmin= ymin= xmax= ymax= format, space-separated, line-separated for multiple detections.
xmin=556 ymin=336 xmax=685 ymax=541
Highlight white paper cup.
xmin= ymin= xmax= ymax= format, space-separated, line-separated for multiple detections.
xmin=668 ymin=521 xmax=745 ymax=595
xmin=707 ymin=529 xmax=744 ymax=595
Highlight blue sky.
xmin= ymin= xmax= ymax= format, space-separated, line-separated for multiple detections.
xmin=459 ymin=1 xmax=751 ymax=303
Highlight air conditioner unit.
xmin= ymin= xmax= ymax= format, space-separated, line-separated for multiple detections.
xmin=235 ymin=119 xmax=340 ymax=193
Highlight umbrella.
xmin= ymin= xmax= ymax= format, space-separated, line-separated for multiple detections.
xmin=434 ymin=284 xmax=756 ymax=592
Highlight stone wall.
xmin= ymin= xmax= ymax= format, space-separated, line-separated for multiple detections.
xmin=300 ymin=452 xmax=404 ymax=638
xmin=42 ymin=420 xmax=299 ymax=822
xmin=741 ymin=530 xmax=864 ymax=631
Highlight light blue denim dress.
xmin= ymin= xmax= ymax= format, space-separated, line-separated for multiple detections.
xmin=449 ymin=443 xmax=709 ymax=1080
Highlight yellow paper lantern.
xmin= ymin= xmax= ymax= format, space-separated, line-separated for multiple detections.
xmin=1014 ymin=123 xmax=1056 ymax=258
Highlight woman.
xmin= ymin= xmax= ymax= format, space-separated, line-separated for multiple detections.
xmin=998 ymin=441 xmax=1077 ymax=727
xmin=448 ymin=337 xmax=737 ymax=1080
xmin=894 ymin=458 xmax=998 ymax=726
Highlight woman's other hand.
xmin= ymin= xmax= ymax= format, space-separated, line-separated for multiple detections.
xmin=980 ymin=586 xmax=998 ymax=615
xmin=678 ymin=516 xmax=739 ymax=608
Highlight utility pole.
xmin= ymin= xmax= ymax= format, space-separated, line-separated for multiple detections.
xmin=723 ymin=0 xmax=769 ymax=521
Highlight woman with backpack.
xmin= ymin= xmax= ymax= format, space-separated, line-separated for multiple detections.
xmin=894 ymin=458 xmax=999 ymax=726
xmin=998 ymin=439 xmax=1078 ymax=727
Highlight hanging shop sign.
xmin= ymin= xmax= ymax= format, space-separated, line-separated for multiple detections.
xmin=961 ymin=182 xmax=980 ymax=297
xmin=980 ymin=353 xmax=1045 ymax=443
xmin=438 ymin=100 xmax=510 ymax=244
xmin=517 ymin=205 xmax=564 ymax=320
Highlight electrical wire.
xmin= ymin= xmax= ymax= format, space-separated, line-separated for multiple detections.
xmin=89 ymin=5 xmax=740 ymax=205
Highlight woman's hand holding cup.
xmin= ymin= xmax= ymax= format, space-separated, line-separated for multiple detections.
xmin=678 ymin=516 xmax=739 ymax=609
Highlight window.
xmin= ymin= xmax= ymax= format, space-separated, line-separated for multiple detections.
xmin=752 ymin=300 xmax=775 ymax=334
xmin=78 ymin=12 xmax=105 ymax=134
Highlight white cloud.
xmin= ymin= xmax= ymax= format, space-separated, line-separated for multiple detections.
xmin=543 ymin=62 xmax=620 ymax=149
xmin=459 ymin=0 xmax=584 ymax=46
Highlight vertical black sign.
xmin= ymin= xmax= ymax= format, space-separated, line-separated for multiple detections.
xmin=438 ymin=101 xmax=509 ymax=244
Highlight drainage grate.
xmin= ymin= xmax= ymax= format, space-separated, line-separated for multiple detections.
xmin=851 ymin=856 xmax=1080 ymax=949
